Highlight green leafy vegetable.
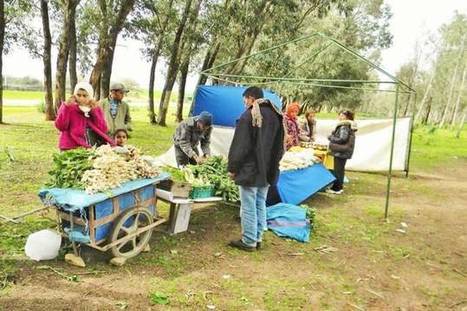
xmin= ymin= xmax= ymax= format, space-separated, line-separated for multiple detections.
xmin=46 ymin=148 xmax=95 ymax=189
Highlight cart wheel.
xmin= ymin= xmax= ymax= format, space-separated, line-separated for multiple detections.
xmin=110 ymin=208 xmax=153 ymax=258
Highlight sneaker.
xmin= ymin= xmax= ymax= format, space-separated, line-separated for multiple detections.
xmin=325 ymin=188 xmax=344 ymax=195
xmin=256 ymin=241 xmax=262 ymax=250
xmin=228 ymin=240 xmax=256 ymax=252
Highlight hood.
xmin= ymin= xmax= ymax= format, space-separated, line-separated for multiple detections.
xmin=337 ymin=120 xmax=358 ymax=131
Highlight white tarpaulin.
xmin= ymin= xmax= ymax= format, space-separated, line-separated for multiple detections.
xmin=155 ymin=118 xmax=412 ymax=172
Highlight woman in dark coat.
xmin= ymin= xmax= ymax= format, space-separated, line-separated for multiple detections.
xmin=326 ymin=110 xmax=357 ymax=194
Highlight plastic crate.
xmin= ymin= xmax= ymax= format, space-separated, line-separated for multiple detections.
xmin=190 ymin=185 xmax=215 ymax=199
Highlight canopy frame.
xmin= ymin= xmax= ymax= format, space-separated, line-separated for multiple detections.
xmin=198 ymin=32 xmax=416 ymax=220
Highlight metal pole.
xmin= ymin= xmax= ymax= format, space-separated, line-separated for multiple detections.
xmin=385 ymin=84 xmax=400 ymax=219
xmin=207 ymin=73 xmax=395 ymax=84
xmin=201 ymin=33 xmax=320 ymax=75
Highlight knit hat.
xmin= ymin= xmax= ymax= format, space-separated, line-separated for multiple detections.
xmin=73 ymin=81 xmax=94 ymax=98
xmin=110 ymin=82 xmax=129 ymax=93
xmin=196 ymin=111 xmax=213 ymax=127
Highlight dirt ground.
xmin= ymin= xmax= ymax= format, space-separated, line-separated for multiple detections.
xmin=0 ymin=161 xmax=466 ymax=310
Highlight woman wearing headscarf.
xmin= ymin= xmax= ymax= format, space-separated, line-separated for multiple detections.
xmin=55 ymin=82 xmax=114 ymax=151
xmin=283 ymin=102 xmax=301 ymax=150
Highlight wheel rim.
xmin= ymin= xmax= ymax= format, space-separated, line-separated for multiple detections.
xmin=111 ymin=209 xmax=153 ymax=258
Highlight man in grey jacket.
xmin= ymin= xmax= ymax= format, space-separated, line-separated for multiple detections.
xmin=173 ymin=111 xmax=213 ymax=166
xmin=101 ymin=83 xmax=132 ymax=136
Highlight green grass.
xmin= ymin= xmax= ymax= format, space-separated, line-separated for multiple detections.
xmin=411 ymin=125 xmax=467 ymax=170
xmin=3 ymin=90 xmax=44 ymax=101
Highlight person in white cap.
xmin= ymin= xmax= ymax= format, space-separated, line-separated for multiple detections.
xmin=55 ymin=82 xmax=114 ymax=150
xmin=101 ymin=82 xmax=132 ymax=136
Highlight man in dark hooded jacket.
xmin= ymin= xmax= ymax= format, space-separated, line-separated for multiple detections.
xmin=228 ymin=86 xmax=284 ymax=251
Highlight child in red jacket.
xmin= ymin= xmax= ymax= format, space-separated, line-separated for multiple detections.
xmin=55 ymin=82 xmax=114 ymax=151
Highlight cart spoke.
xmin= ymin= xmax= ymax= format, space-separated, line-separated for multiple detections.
xmin=120 ymin=226 xmax=131 ymax=235
xmin=131 ymin=215 xmax=140 ymax=231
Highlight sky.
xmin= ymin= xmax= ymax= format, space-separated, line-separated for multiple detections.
xmin=3 ymin=0 xmax=467 ymax=92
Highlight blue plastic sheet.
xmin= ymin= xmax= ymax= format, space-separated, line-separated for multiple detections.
xmin=277 ymin=163 xmax=335 ymax=205
xmin=38 ymin=173 xmax=170 ymax=212
xmin=267 ymin=203 xmax=311 ymax=243
xmin=192 ymin=85 xmax=282 ymax=127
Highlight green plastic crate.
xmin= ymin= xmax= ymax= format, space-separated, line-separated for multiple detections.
xmin=190 ymin=185 xmax=215 ymax=199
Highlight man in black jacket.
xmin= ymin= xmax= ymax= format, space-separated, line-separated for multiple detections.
xmin=228 ymin=86 xmax=284 ymax=251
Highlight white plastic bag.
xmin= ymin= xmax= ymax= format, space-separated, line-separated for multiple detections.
xmin=25 ymin=229 xmax=62 ymax=261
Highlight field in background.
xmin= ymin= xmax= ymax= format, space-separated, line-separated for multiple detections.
xmin=2 ymin=89 xmax=192 ymax=108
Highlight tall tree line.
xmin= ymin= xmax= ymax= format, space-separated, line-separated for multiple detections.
xmin=1 ymin=0 xmax=396 ymax=124
xmin=365 ymin=12 xmax=466 ymax=130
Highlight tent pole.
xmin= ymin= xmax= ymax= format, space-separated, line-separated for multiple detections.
xmin=385 ymin=84 xmax=400 ymax=220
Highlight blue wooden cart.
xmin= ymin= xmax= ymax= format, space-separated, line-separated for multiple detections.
xmin=39 ymin=174 xmax=169 ymax=261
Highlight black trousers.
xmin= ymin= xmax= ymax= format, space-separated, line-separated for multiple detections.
xmin=174 ymin=145 xmax=197 ymax=167
xmin=331 ymin=157 xmax=347 ymax=191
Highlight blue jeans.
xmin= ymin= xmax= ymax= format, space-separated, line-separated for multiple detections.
xmin=239 ymin=186 xmax=269 ymax=247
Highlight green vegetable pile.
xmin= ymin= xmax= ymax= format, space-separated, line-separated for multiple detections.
xmin=162 ymin=166 xmax=186 ymax=183
xmin=165 ymin=156 xmax=239 ymax=202
xmin=47 ymin=148 xmax=95 ymax=189
xmin=187 ymin=156 xmax=239 ymax=202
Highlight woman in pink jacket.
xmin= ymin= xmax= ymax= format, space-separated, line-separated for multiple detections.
xmin=55 ymin=82 xmax=114 ymax=151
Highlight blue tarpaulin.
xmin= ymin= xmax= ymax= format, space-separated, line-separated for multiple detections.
xmin=267 ymin=203 xmax=311 ymax=243
xmin=38 ymin=173 xmax=170 ymax=212
xmin=277 ymin=164 xmax=335 ymax=205
xmin=192 ymin=85 xmax=282 ymax=127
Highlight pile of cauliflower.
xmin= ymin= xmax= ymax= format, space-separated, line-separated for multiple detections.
xmin=279 ymin=148 xmax=320 ymax=171
xmin=81 ymin=145 xmax=159 ymax=194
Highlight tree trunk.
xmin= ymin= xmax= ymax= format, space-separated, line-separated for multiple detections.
xmin=226 ymin=0 xmax=271 ymax=75
xmin=89 ymin=41 xmax=105 ymax=98
xmin=439 ymin=60 xmax=460 ymax=128
xmin=89 ymin=0 xmax=136 ymax=99
xmin=450 ymin=66 xmax=466 ymax=127
xmin=157 ymin=0 xmax=195 ymax=126
xmin=0 ymin=0 xmax=4 ymax=124
xmin=197 ymin=41 xmax=221 ymax=86
xmin=422 ymin=97 xmax=432 ymax=125
xmin=176 ymin=57 xmax=189 ymax=122
xmin=415 ymin=71 xmax=435 ymax=124
xmin=100 ymin=38 xmax=117 ymax=98
xmin=439 ymin=38 xmax=464 ymax=128
xmin=455 ymin=112 xmax=465 ymax=139
xmin=68 ymin=2 xmax=78 ymax=93
xmin=148 ymin=50 xmax=159 ymax=124
xmin=41 ymin=0 xmax=55 ymax=121
xmin=147 ymin=0 xmax=174 ymax=124
xmin=54 ymin=0 xmax=79 ymax=111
